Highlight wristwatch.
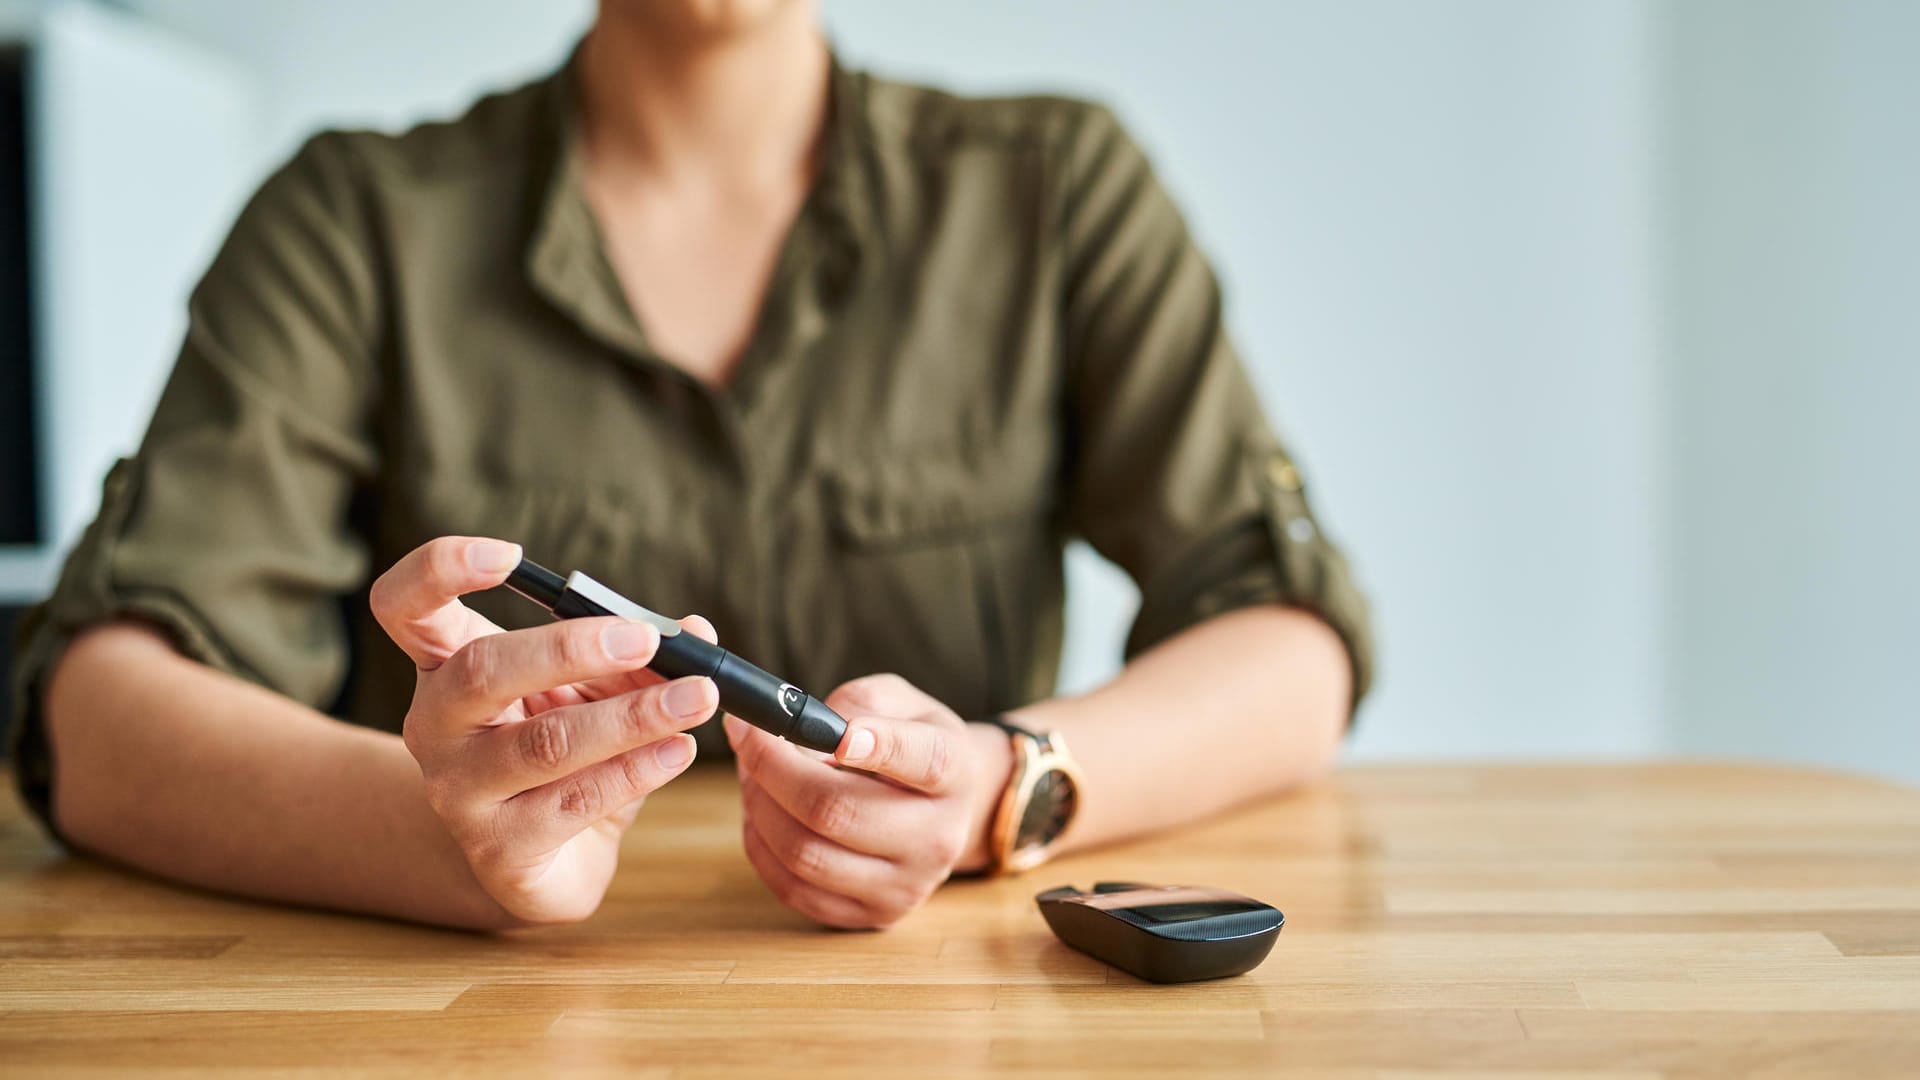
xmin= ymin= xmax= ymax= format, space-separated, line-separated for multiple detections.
xmin=982 ymin=715 xmax=1085 ymax=874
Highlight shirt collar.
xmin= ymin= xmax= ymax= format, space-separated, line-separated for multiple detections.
xmin=524 ymin=44 xmax=868 ymax=374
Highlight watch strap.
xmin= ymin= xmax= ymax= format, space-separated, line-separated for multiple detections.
xmin=982 ymin=715 xmax=1034 ymax=876
xmin=982 ymin=713 xmax=1039 ymax=741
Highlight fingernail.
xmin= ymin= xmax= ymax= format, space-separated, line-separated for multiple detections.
xmin=663 ymin=676 xmax=714 ymax=719
xmin=841 ymin=726 xmax=875 ymax=765
xmin=654 ymin=735 xmax=695 ymax=769
xmin=602 ymin=621 xmax=658 ymax=662
xmin=467 ymin=540 xmax=521 ymax=574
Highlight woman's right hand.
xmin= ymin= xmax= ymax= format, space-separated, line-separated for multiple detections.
xmin=370 ymin=536 xmax=718 ymax=925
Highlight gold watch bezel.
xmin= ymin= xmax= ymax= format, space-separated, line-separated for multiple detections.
xmin=987 ymin=728 xmax=1084 ymax=875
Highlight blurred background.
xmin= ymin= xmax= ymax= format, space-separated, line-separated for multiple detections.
xmin=1 ymin=0 xmax=1914 ymax=782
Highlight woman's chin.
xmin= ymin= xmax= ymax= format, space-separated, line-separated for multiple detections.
xmin=602 ymin=0 xmax=809 ymax=40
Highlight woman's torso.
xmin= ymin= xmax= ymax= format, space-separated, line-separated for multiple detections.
xmin=335 ymin=62 xmax=1089 ymax=751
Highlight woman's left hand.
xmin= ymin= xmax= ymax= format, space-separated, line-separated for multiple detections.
xmin=726 ymin=674 xmax=1010 ymax=929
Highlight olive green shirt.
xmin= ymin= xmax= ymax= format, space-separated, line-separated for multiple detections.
xmin=9 ymin=57 xmax=1373 ymax=833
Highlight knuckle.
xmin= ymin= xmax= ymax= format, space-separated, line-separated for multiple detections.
xmin=424 ymin=535 xmax=467 ymax=587
xmin=874 ymin=727 xmax=948 ymax=789
xmin=556 ymin=775 xmax=602 ymax=819
xmin=626 ymin=690 xmax=666 ymax=737
xmin=803 ymin=788 xmax=859 ymax=838
xmin=789 ymin=837 xmax=833 ymax=883
xmin=553 ymin=625 xmax=597 ymax=676
xmin=458 ymin=820 xmax=507 ymax=874
xmin=613 ymin=749 xmax=653 ymax=799
xmin=521 ymin=714 xmax=570 ymax=771
xmin=450 ymin=641 xmax=501 ymax=704
xmin=870 ymin=727 xmax=905 ymax=772
xmin=921 ymin=730 xmax=953 ymax=788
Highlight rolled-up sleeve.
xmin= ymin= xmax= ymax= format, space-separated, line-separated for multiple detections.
xmin=8 ymin=132 xmax=382 ymax=835
xmin=1055 ymin=105 xmax=1374 ymax=711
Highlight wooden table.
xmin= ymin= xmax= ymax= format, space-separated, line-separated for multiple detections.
xmin=3 ymin=763 xmax=1919 ymax=1077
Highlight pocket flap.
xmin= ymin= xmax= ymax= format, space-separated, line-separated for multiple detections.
xmin=822 ymin=439 xmax=1052 ymax=548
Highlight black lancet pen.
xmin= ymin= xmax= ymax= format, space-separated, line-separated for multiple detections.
xmin=502 ymin=557 xmax=849 ymax=754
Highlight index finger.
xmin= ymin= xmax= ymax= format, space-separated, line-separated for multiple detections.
xmin=369 ymin=536 xmax=522 ymax=668
xmin=527 ymin=614 xmax=720 ymax=715
xmin=832 ymin=714 xmax=960 ymax=796
xmin=421 ymin=616 xmax=660 ymax=732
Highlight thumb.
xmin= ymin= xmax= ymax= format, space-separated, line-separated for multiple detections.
xmin=833 ymin=714 xmax=957 ymax=795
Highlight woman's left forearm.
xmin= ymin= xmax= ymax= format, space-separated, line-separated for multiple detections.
xmin=959 ymin=605 xmax=1352 ymax=867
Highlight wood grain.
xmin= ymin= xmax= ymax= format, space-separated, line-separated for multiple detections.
xmin=2 ymin=762 xmax=1917 ymax=1077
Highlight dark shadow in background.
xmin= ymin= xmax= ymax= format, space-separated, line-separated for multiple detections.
xmin=2 ymin=45 xmax=41 ymax=546
xmin=0 ymin=604 xmax=23 ymax=756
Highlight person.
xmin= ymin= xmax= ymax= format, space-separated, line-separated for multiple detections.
xmin=10 ymin=0 xmax=1372 ymax=930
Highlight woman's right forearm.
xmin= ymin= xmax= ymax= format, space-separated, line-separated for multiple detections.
xmin=44 ymin=621 xmax=521 ymax=930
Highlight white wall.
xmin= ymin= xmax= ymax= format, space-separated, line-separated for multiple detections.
xmin=124 ymin=0 xmax=592 ymax=178
xmin=33 ymin=5 xmax=254 ymax=540
xmin=0 ymin=1 xmax=252 ymax=601
xmin=77 ymin=0 xmax=1917 ymax=779
xmin=1665 ymin=0 xmax=1920 ymax=782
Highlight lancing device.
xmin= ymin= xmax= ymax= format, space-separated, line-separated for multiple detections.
xmin=501 ymin=557 xmax=849 ymax=754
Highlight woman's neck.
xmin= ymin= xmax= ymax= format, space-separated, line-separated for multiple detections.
xmin=577 ymin=2 xmax=831 ymax=195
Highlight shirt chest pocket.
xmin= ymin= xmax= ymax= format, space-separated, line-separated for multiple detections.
xmin=388 ymin=469 xmax=714 ymax=633
xmin=776 ymin=437 xmax=1061 ymax=722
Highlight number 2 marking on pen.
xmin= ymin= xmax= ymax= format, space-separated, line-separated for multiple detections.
xmin=778 ymin=684 xmax=804 ymax=717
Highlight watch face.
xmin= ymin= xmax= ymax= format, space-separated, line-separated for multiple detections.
xmin=1015 ymin=767 xmax=1079 ymax=854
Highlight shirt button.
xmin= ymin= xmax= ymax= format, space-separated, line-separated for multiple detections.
xmin=1286 ymin=517 xmax=1317 ymax=543
xmin=1266 ymin=456 xmax=1302 ymax=492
